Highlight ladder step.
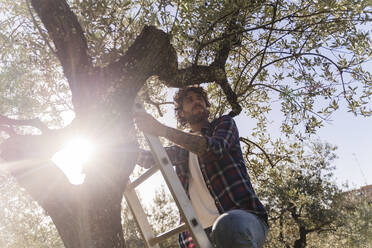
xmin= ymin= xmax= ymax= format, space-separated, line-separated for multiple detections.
xmin=126 ymin=165 xmax=159 ymax=190
xmin=149 ymin=223 xmax=187 ymax=246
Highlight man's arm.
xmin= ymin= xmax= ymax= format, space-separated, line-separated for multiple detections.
xmin=133 ymin=112 xmax=207 ymax=155
xmin=163 ymin=126 xmax=207 ymax=155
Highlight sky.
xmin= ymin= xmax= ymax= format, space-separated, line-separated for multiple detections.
xmin=234 ymin=105 xmax=372 ymax=189
xmin=315 ymin=109 xmax=371 ymax=188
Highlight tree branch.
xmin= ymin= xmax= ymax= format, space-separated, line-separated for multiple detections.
xmin=258 ymin=1 xmax=278 ymax=72
xmin=143 ymin=91 xmax=173 ymax=117
xmin=30 ymin=0 xmax=92 ymax=114
xmin=194 ymin=9 xmax=238 ymax=65
xmin=25 ymin=0 xmax=56 ymax=55
xmin=0 ymin=115 xmax=50 ymax=134
xmin=217 ymin=77 xmax=242 ymax=116
xmin=240 ymin=137 xmax=276 ymax=167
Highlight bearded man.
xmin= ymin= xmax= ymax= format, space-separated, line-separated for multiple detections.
xmin=134 ymin=86 xmax=268 ymax=248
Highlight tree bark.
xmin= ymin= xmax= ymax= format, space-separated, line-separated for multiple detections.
xmin=294 ymin=226 xmax=307 ymax=248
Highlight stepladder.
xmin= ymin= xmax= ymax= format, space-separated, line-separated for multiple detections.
xmin=123 ymin=102 xmax=213 ymax=248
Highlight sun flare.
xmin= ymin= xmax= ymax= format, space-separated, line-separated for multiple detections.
xmin=52 ymin=138 xmax=93 ymax=185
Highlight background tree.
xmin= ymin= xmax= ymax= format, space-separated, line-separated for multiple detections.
xmin=0 ymin=0 xmax=370 ymax=247
xmin=243 ymin=138 xmax=372 ymax=248
xmin=0 ymin=173 xmax=63 ymax=248
xmin=148 ymin=185 xmax=179 ymax=248
xmin=318 ymin=192 xmax=372 ymax=248
xmin=245 ymin=141 xmax=348 ymax=248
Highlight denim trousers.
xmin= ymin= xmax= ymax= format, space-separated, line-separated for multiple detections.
xmin=205 ymin=210 xmax=268 ymax=248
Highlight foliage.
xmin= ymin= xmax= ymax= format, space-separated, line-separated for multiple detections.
xmin=1 ymin=0 xmax=371 ymax=132
xmin=121 ymin=200 xmax=145 ymax=247
xmin=0 ymin=173 xmax=63 ymax=248
xmin=148 ymin=185 xmax=179 ymax=248
xmin=0 ymin=1 xmax=70 ymax=128
xmin=316 ymin=194 xmax=372 ymax=248
xmin=244 ymin=140 xmax=350 ymax=247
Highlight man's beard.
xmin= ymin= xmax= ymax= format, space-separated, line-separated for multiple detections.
xmin=184 ymin=108 xmax=210 ymax=125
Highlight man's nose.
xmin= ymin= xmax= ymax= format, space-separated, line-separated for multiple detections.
xmin=193 ymin=100 xmax=202 ymax=107
xmin=193 ymin=97 xmax=202 ymax=104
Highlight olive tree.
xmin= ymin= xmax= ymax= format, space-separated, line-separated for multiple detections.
xmin=0 ymin=0 xmax=370 ymax=247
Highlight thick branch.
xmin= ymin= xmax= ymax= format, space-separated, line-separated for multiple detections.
xmin=104 ymin=25 xmax=178 ymax=92
xmin=103 ymin=23 xmax=244 ymax=114
xmin=0 ymin=127 xmax=71 ymax=162
xmin=0 ymin=127 xmax=77 ymax=207
xmin=217 ymin=77 xmax=242 ymax=117
xmin=30 ymin=0 xmax=92 ymax=113
xmin=0 ymin=115 xmax=50 ymax=134
xmin=26 ymin=0 xmax=56 ymax=55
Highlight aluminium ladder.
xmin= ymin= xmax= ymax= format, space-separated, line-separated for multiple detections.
xmin=123 ymin=102 xmax=213 ymax=248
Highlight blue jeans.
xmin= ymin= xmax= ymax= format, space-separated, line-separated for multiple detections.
xmin=209 ymin=210 xmax=268 ymax=248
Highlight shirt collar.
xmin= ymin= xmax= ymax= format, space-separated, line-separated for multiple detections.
xmin=201 ymin=121 xmax=212 ymax=135
xmin=188 ymin=121 xmax=211 ymax=135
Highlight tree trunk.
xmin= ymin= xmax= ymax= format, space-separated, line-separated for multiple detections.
xmin=294 ymin=226 xmax=307 ymax=248
xmin=1 ymin=111 xmax=137 ymax=248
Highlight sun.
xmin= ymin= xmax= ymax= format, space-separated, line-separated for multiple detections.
xmin=52 ymin=138 xmax=93 ymax=185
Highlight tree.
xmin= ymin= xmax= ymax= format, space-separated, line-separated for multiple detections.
xmin=148 ymin=185 xmax=179 ymax=248
xmin=243 ymin=140 xmax=353 ymax=248
xmin=321 ymin=192 xmax=372 ymax=248
xmin=0 ymin=0 xmax=370 ymax=247
xmin=121 ymin=199 xmax=145 ymax=248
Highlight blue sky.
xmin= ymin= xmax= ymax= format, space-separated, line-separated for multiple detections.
xmin=315 ymin=109 xmax=371 ymax=188
xmin=235 ymin=108 xmax=372 ymax=190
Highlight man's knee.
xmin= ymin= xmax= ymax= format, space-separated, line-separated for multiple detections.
xmin=211 ymin=210 xmax=266 ymax=248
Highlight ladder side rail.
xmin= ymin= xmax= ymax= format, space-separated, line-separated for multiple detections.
xmin=144 ymin=134 xmax=213 ymax=248
xmin=124 ymin=185 xmax=160 ymax=248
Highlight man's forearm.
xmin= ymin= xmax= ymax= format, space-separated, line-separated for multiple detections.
xmin=160 ymin=126 xmax=208 ymax=155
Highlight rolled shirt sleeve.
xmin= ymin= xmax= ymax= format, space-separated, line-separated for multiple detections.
xmin=136 ymin=146 xmax=185 ymax=169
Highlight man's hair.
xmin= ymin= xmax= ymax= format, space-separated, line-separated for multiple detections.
xmin=174 ymin=86 xmax=211 ymax=127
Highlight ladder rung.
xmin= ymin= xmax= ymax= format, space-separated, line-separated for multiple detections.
xmin=149 ymin=223 xmax=187 ymax=246
xmin=126 ymin=165 xmax=159 ymax=190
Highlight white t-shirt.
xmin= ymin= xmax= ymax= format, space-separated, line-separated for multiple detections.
xmin=188 ymin=152 xmax=220 ymax=228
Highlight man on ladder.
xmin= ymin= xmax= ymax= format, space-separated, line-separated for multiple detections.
xmin=134 ymin=86 xmax=268 ymax=248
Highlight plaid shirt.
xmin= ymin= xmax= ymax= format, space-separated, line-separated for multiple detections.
xmin=137 ymin=115 xmax=267 ymax=248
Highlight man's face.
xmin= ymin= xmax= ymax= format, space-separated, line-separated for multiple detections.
xmin=180 ymin=91 xmax=209 ymax=125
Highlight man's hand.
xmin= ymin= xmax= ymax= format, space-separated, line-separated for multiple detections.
xmin=133 ymin=112 xmax=208 ymax=155
xmin=133 ymin=112 xmax=166 ymax=137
